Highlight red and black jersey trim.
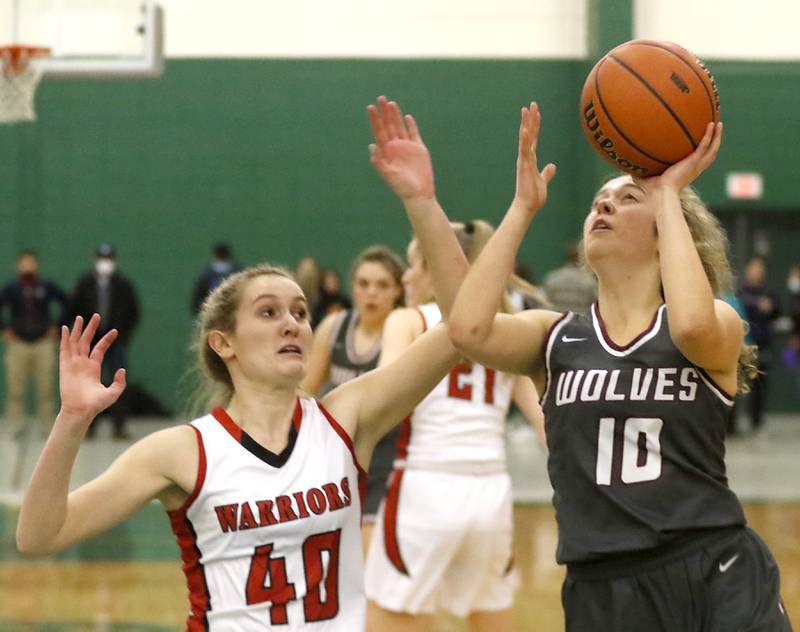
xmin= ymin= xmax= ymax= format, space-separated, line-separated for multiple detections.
xmin=392 ymin=416 xmax=412 ymax=462
xmin=316 ymin=400 xmax=368 ymax=514
xmin=167 ymin=424 xmax=210 ymax=631
xmin=211 ymin=399 xmax=303 ymax=468
xmin=415 ymin=307 xmax=428 ymax=333
xmin=382 ymin=468 xmax=409 ymax=575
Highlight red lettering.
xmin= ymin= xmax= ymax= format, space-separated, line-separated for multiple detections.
xmin=321 ymin=483 xmax=345 ymax=511
xmin=256 ymin=500 xmax=278 ymax=527
xmin=447 ymin=364 xmax=496 ymax=404
xmin=485 ymin=368 xmax=496 ymax=404
xmin=448 ymin=364 xmax=472 ymax=400
xmin=246 ymin=543 xmax=296 ymax=625
xmin=239 ymin=502 xmax=258 ymax=530
xmin=245 ymin=530 xmax=342 ymax=625
xmin=302 ymin=530 xmax=341 ymax=621
xmin=306 ymin=488 xmax=327 ymax=515
xmin=341 ymin=477 xmax=352 ymax=506
xmin=276 ymin=495 xmax=298 ymax=523
xmin=293 ymin=491 xmax=310 ymax=519
xmin=214 ymin=503 xmax=239 ymax=533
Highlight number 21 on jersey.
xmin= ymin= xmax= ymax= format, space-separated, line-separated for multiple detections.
xmin=448 ymin=364 xmax=496 ymax=404
xmin=595 ymin=417 xmax=664 ymax=485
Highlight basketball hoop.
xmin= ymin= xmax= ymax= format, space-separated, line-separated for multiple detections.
xmin=0 ymin=45 xmax=51 ymax=124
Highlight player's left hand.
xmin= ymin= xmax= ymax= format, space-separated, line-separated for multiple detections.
xmin=513 ymin=101 xmax=557 ymax=215
xmin=644 ymin=121 xmax=722 ymax=191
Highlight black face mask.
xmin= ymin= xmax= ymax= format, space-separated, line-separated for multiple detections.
xmin=19 ymin=272 xmax=37 ymax=284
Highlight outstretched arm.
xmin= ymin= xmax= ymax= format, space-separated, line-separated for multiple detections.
xmin=643 ymin=122 xmax=743 ymax=376
xmin=320 ymin=323 xmax=458 ymax=467
xmin=449 ymin=102 xmax=560 ymax=374
xmin=16 ymin=315 xmax=179 ymax=555
xmin=367 ymin=96 xmax=467 ymax=316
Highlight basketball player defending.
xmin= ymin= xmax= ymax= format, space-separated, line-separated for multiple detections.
xmin=16 ymin=262 xmax=464 ymax=631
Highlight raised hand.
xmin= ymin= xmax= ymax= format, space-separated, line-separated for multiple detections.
xmin=59 ymin=314 xmax=126 ymax=423
xmin=645 ymin=122 xmax=723 ymax=191
xmin=367 ymin=96 xmax=435 ymax=202
xmin=513 ymin=101 xmax=557 ymax=215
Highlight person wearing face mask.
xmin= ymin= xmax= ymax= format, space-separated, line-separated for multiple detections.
xmin=69 ymin=244 xmax=140 ymax=439
xmin=0 ymin=250 xmax=68 ymax=436
xmin=191 ymin=242 xmax=243 ymax=314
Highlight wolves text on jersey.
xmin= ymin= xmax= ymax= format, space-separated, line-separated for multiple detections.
xmin=214 ymin=476 xmax=353 ymax=533
xmin=554 ymin=367 xmax=699 ymax=407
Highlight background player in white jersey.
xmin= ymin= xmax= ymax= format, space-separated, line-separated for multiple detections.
xmin=15 ymin=262 xmax=466 ymax=631
xmin=302 ymin=244 xmax=406 ymax=554
xmin=364 ymin=98 xmax=546 ymax=632
xmin=381 ymin=94 xmax=792 ymax=631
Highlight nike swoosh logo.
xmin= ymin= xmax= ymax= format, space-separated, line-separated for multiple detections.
xmin=562 ymin=336 xmax=587 ymax=343
xmin=719 ymin=553 xmax=740 ymax=572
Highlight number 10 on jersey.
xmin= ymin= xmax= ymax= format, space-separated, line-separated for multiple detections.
xmin=595 ymin=417 xmax=664 ymax=485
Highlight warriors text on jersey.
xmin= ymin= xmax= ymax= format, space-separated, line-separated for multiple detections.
xmin=541 ymin=303 xmax=746 ymax=564
xmin=168 ymin=398 xmax=366 ymax=630
xmin=396 ymin=303 xmax=515 ymax=473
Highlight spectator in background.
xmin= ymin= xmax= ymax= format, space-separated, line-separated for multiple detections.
xmin=722 ymin=284 xmax=752 ymax=436
xmin=190 ymin=242 xmax=243 ymax=314
xmin=295 ymin=256 xmax=321 ymax=318
xmin=0 ymin=250 xmax=68 ymax=436
xmin=543 ymin=242 xmax=597 ymax=314
xmin=787 ymin=264 xmax=800 ymax=334
xmin=313 ymin=268 xmax=351 ymax=325
xmin=738 ymin=256 xmax=780 ymax=432
xmin=509 ymin=262 xmax=551 ymax=311
xmin=782 ymin=264 xmax=800 ymax=408
xmin=70 ymin=244 xmax=140 ymax=439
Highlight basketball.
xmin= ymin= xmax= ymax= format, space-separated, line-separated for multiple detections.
xmin=580 ymin=39 xmax=720 ymax=176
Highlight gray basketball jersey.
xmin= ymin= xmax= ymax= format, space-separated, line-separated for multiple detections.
xmin=328 ymin=310 xmax=381 ymax=387
xmin=326 ymin=309 xmax=399 ymax=516
xmin=541 ymin=303 xmax=746 ymax=565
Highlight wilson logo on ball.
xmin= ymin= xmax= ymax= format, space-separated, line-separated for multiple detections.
xmin=670 ymin=73 xmax=690 ymax=94
xmin=582 ymin=100 xmax=650 ymax=176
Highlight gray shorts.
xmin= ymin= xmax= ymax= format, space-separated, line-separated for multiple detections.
xmin=563 ymin=526 xmax=793 ymax=632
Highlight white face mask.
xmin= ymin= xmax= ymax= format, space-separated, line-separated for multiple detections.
xmin=789 ymin=278 xmax=800 ymax=294
xmin=95 ymin=259 xmax=116 ymax=276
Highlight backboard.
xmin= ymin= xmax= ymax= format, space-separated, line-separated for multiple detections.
xmin=0 ymin=0 xmax=163 ymax=78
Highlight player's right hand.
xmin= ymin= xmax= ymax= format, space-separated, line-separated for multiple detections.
xmin=513 ymin=101 xmax=556 ymax=216
xmin=58 ymin=314 xmax=126 ymax=425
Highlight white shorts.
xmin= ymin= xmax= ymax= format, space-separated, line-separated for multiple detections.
xmin=364 ymin=468 xmax=518 ymax=617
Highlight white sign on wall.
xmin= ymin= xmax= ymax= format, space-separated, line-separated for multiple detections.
xmin=726 ymin=172 xmax=764 ymax=200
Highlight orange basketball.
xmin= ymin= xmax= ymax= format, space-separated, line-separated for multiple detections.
xmin=580 ymin=40 xmax=720 ymax=177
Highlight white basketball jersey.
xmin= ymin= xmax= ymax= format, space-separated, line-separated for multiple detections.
xmin=398 ymin=303 xmax=515 ymax=473
xmin=168 ymin=398 xmax=366 ymax=631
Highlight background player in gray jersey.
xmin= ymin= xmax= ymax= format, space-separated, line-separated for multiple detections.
xmin=368 ymin=95 xmax=792 ymax=631
xmin=302 ymin=245 xmax=405 ymax=554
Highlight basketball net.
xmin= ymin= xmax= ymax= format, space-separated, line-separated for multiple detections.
xmin=0 ymin=46 xmax=50 ymax=124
